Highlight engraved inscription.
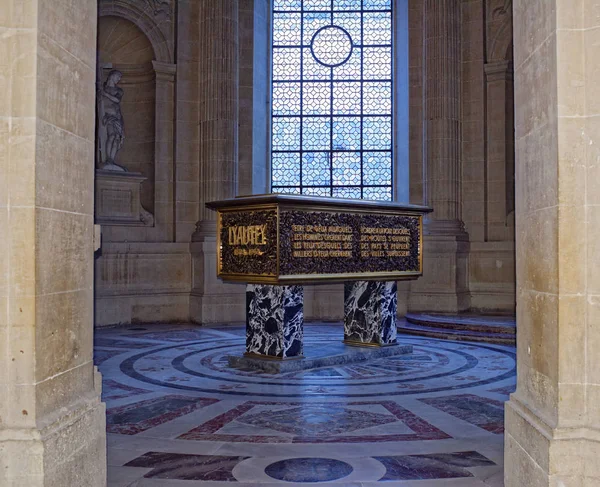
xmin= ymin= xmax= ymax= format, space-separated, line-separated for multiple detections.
xmin=219 ymin=210 xmax=278 ymax=276
xmin=360 ymin=226 xmax=411 ymax=258
xmin=291 ymin=224 xmax=353 ymax=258
xmin=101 ymin=189 xmax=133 ymax=216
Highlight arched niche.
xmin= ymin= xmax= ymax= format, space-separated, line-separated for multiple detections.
xmin=98 ymin=15 xmax=156 ymax=213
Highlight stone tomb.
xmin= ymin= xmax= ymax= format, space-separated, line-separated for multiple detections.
xmin=206 ymin=194 xmax=431 ymax=371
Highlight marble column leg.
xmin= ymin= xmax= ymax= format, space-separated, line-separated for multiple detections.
xmin=246 ymin=285 xmax=304 ymax=359
xmin=344 ymin=281 xmax=398 ymax=347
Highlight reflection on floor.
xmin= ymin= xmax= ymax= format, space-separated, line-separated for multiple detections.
xmin=96 ymin=323 xmax=515 ymax=486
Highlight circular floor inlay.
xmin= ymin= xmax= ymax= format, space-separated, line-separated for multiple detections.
xmin=311 ymin=26 xmax=353 ymax=67
xmin=265 ymin=458 xmax=353 ymax=483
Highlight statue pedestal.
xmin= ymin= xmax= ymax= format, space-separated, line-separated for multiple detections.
xmin=344 ymin=281 xmax=398 ymax=347
xmin=244 ymin=284 xmax=304 ymax=360
xmin=95 ymin=170 xmax=154 ymax=226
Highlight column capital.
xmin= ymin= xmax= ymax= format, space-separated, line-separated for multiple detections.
xmin=484 ymin=60 xmax=513 ymax=81
xmin=152 ymin=60 xmax=177 ymax=82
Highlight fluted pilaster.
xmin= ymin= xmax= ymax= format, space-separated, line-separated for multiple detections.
xmin=195 ymin=0 xmax=239 ymax=238
xmin=424 ymin=0 xmax=462 ymax=228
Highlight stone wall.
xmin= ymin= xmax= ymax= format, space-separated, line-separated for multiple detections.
xmin=93 ymin=0 xmax=517 ymax=326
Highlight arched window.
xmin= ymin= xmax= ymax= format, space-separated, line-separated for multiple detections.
xmin=271 ymin=0 xmax=394 ymax=201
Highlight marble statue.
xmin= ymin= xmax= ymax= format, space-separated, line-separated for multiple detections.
xmin=97 ymin=69 xmax=127 ymax=172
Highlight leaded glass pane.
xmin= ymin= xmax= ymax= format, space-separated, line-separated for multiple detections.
xmin=273 ymin=82 xmax=301 ymax=115
xmin=272 ymin=48 xmax=301 ymax=80
xmin=332 ymin=117 xmax=361 ymax=150
xmin=333 ymin=0 xmax=362 ymax=11
xmin=332 ymin=152 xmax=361 ymax=185
xmin=272 ymin=153 xmax=301 ymax=186
xmin=303 ymin=152 xmax=330 ymax=185
xmin=271 ymin=0 xmax=393 ymax=201
xmin=274 ymin=0 xmax=302 ymax=10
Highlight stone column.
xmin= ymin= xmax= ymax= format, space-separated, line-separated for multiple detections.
xmin=505 ymin=0 xmax=600 ymax=484
xmin=0 ymin=0 xmax=106 ymax=485
xmin=153 ymin=61 xmax=177 ymax=240
xmin=344 ymin=281 xmax=398 ymax=347
xmin=190 ymin=0 xmax=245 ymax=323
xmin=194 ymin=0 xmax=239 ymax=237
xmin=408 ymin=0 xmax=470 ymax=312
xmin=484 ymin=60 xmax=514 ymax=242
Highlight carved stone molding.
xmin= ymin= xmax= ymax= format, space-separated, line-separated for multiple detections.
xmin=142 ymin=0 xmax=172 ymax=20
xmin=484 ymin=60 xmax=513 ymax=81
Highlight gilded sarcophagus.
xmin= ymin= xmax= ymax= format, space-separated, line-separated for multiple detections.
xmin=206 ymin=194 xmax=432 ymax=285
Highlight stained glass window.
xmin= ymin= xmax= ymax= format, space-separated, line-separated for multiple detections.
xmin=271 ymin=0 xmax=393 ymax=201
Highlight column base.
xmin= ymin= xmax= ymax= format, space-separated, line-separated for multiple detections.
xmin=344 ymin=281 xmax=398 ymax=347
xmin=0 ymin=370 xmax=106 ymax=487
xmin=504 ymin=395 xmax=600 ymax=486
xmin=408 ymin=230 xmax=471 ymax=313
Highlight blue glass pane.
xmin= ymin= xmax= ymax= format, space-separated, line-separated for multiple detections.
xmin=333 ymin=0 xmax=362 ymax=11
xmin=271 ymin=0 xmax=393 ymax=199
xmin=363 ymin=47 xmax=392 ymax=79
xmin=273 ymin=13 xmax=302 ymax=46
xmin=273 ymin=48 xmax=301 ymax=81
xmin=332 ymin=152 xmax=361 ymax=185
xmin=303 ymin=152 xmax=330 ymax=185
xmin=363 ymin=117 xmax=391 ymax=149
xmin=333 ymin=187 xmax=361 ymax=199
xmin=303 ymin=12 xmax=330 ymax=44
xmin=332 ymin=82 xmax=361 ymax=115
xmin=304 ymin=0 xmax=331 ymax=11
xmin=333 ymin=12 xmax=361 ymax=44
xmin=303 ymin=187 xmax=332 ymax=197
xmin=332 ymin=117 xmax=361 ymax=150
xmin=363 ymin=152 xmax=392 ymax=185
xmin=272 ymin=153 xmax=301 ymax=186
xmin=302 ymin=48 xmax=331 ymax=80
xmin=363 ymin=12 xmax=392 ymax=45
xmin=332 ymin=47 xmax=361 ymax=80
xmin=303 ymin=82 xmax=331 ymax=115
xmin=302 ymin=118 xmax=331 ymax=150
xmin=274 ymin=0 xmax=302 ymax=10
xmin=273 ymin=186 xmax=302 ymax=195
xmin=363 ymin=186 xmax=392 ymax=201
xmin=273 ymin=82 xmax=301 ymax=115
xmin=273 ymin=117 xmax=301 ymax=150
xmin=364 ymin=82 xmax=392 ymax=114
xmin=363 ymin=0 xmax=392 ymax=10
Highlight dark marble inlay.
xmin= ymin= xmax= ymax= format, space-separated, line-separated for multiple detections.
xmin=344 ymin=280 xmax=397 ymax=345
xmin=106 ymin=395 xmax=218 ymax=435
xmin=376 ymin=451 xmax=496 ymax=481
xmin=238 ymin=404 xmax=397 ymax=436
xmin=102 ymin=379 xmax=149 ymax=401
xmin=178 ymin=400 xmax=450 ymax=443
xmin=94 ymin=349 xmax=123 ymax=365
xmin=421 ymin=394 xmax=505 ymax=434
xmin=123 ymin=330 xmax=207 ymax=342
xmin=125 ymin=452 xmax=248 ymax=481
xmin=94 ymin=337 xmax=157 ymax=349
xmin=264 ymin=457 xmax=353 ymax=483
xmin=246 ymin=284 xmax=303 ymax=358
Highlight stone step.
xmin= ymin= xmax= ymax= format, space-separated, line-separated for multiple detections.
xmin=398 ymin=316 xmax=516 ymax=346
xmin=405 ymin=313 xmax=516 ymax=335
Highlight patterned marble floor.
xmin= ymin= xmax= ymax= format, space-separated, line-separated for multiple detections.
xmin=96 ymin=323 xmax=514 ymax=486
